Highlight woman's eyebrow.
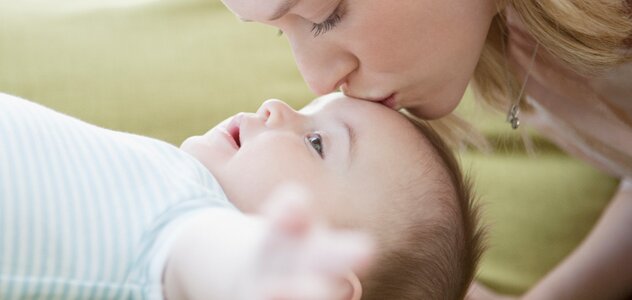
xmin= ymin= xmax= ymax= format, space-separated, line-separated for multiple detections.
xmin=267 ymin=0 xmax=299 ymax=21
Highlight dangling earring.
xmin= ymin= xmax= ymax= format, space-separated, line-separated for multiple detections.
xmin=506 ymin=42 xmax=539 ymax=130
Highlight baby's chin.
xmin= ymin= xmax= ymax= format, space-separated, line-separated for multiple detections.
xmin=179 ymin=136 xmax=216 ymax=171
xmin=217 ymin=183 xmax=265 ymax=214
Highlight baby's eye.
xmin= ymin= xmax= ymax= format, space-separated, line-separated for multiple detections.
xmin=306 ymin=133 xmax=324 ymax=158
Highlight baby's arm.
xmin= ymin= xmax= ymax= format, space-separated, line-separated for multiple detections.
xmin=163 ymin=189 xmax=372 ymax=300
xmin=468 ymin=179 xmax=632 ymax=300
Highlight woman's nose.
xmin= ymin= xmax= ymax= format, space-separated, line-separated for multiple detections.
xmin=257 ymin=99 xmax=302 ymax=128
xmin=288 ymin=34 xmax=358 ymax=95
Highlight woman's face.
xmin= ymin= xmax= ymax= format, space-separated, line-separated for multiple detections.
xmin=221 ymin=0 xmax=497 ymax=119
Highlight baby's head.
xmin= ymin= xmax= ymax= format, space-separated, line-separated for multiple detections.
xmin=181 ymin=93 xmax=483 ymax=299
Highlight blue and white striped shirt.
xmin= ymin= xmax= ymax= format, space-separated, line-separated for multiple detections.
xmin=0 ymin=93 xmax=236 ymax=299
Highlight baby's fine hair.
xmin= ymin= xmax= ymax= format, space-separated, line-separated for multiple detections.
xmin=361 ymin=113 xmax=485 ymax=300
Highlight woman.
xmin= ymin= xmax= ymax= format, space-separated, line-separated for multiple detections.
xmin=219 ymin=0 xmax=632 ymax=299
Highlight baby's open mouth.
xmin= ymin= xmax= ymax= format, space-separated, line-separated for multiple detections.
xmin=226 ymin=114 xmax=242 ymax=148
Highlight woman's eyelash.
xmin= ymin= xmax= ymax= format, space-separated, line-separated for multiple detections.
xmin=311 ymin=8 xmax=343 ymax=37
xmin=306 ymin=133 xmax=325 ymax=158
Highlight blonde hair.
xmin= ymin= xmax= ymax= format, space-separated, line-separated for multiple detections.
xmin=472 ymin=0 xmax=632 ymax=112
xmin=361 ymin=115 xmax=485 ymax=300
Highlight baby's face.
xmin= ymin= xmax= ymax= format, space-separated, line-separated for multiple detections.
xmin=181 ymin=93 xmax=435 ymax=230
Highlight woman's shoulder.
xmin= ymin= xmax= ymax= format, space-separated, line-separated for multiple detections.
xmin=591 ymin=62 xmax=632 ymax=114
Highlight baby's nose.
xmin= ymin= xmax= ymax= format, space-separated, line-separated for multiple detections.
xmin=257 ymin=99 xmax=301 ymax=128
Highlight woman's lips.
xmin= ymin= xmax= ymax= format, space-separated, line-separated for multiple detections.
xmin=345 ymin=90 xmax=399 ymax=109
xmin=379 ymin=93 xmax=398 ymax=109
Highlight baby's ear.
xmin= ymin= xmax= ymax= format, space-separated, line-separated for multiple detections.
xmin=336 ymin=271 xmax=363 ymax=300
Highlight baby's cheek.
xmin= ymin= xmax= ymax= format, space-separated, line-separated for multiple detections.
xmin=228 ymin=135 xmax=330 ymax=206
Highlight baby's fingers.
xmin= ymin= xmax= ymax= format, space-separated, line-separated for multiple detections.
xmin=304 ymin=228 xmax=374 ymax=275
xmin=261 ymin=183 xmax=313 ymax=237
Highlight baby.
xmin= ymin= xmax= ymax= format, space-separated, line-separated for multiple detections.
xmin=0 ymin=92 xmax=482 ymax=299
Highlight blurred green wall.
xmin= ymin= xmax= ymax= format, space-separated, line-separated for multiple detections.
xmin=0 ymin=0 xmax=312 ymax=144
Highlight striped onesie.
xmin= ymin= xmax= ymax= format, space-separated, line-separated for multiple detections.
xmin=0 ymin=93 xmax=237 ymax=299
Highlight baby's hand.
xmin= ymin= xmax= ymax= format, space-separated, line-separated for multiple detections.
xmin=250 ymin=185 xmax=373 ymax=300
xmin=164 ymin=185 xmax=373 ymax=300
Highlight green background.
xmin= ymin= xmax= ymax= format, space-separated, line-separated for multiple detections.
xmin=0 ymin=0 xmax=617 ymax=294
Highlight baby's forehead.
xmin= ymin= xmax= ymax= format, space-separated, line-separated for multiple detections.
xmin=302 ymin=93 xmax=443 ymax=171
xmin=300 ymin=93 xmax=345 ymax=114
xmin=301 ymin=93 xmax=393 ymax=121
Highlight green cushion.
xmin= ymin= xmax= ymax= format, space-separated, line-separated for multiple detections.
xmin=0 ymin=0 xmax=617 ymax=295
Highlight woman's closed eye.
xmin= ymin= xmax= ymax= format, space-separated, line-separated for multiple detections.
xmin=311 ymin=2 xmax=346 ymax=37
xmin=306 ymin=132 xmax=325 ymax=158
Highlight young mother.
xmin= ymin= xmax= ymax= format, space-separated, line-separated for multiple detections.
xmin=220 ymin=0 xmax=632 ymax=299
